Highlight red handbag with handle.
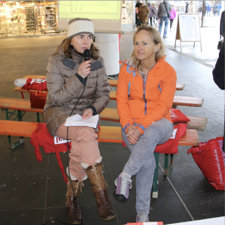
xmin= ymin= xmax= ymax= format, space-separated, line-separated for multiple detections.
xmin=188 ymin=137 xmax=225 ymax=190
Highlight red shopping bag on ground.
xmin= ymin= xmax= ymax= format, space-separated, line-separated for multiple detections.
xmin=187 ymin=137 xmax=225 ymax=190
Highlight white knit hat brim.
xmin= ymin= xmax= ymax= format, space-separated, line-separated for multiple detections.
xmin=67 ymin=20 xmax=94 ymax=38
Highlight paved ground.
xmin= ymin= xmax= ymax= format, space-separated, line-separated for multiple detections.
xmin=162 ymin=14 xmax=221 ymax=68
xmin=0 ymin=14 xmax=224 ymax=225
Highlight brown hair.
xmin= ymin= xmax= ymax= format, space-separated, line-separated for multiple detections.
xmin=131 ymin=25 xmax=165 ymax=71
xmin=138 ymin=5 xmax=149 ymax=24
xmin=53 ymin=37 xmax=99 ymax=59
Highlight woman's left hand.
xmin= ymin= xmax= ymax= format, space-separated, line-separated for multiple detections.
xmin=82 ymin=108 xmax=93 ymax=119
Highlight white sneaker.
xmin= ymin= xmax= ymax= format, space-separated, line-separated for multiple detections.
xmin=114 ymin=172 xmax=132 ymax=201
xmin=136 ymin=214 xmax=149 ymax=222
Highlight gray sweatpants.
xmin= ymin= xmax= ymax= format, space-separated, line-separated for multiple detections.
xmin=122 ymin=118 xmax=173 ymax=216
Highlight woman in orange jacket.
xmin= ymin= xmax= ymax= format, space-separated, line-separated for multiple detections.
xmin=114 ymin=25 xmax=177 ymax=222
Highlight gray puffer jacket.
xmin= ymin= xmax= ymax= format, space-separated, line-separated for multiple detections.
xmin=44 ymin=48 xmax=110 ymax=136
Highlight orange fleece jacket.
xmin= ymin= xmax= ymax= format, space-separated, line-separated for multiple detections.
xmin=116 ymin=57 xmax=177 ymax=134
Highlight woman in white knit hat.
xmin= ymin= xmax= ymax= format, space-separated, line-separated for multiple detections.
xmin=44 ymin=18 xmax=115 ymax=224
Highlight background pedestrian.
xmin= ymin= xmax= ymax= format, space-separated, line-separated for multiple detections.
xmin=157 ymin=0 xmax=171 ymax=38
xmin=169 ymin=5 xmax=176 ymax=30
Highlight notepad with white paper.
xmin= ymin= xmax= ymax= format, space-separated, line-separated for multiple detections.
xmin=65 ymin=114 xmax=99 ymax=128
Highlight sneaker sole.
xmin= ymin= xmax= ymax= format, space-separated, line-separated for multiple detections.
xmin=114 ymin=191 xmax=128 ymax=202
xmin=114 ymin=179 xmax=131 ymax=202
xmin=100 ymin=214 xmax=116 ymax=221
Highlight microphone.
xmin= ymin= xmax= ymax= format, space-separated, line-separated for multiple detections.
xmin=83 ymin=49 xmax=90 ymax=61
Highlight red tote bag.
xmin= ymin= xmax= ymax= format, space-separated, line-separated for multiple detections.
xmin=188 ymin=137 xmax=225 ymax=190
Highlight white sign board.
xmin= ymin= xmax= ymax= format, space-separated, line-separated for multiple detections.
xmin=178 ymin=14 xmax=201 ymax=41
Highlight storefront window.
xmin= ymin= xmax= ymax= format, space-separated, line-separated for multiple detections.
xmin=121 ymin=0 xmax=133 ymax=25
xmin=0 ymin=1 xmax=58 ymax=37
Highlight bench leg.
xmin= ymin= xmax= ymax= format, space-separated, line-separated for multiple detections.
xmin=10 ymin=138 xmax=25 ymax=150
xmin=36 ymin=112 xmax=40 ymax=122
xmin=3 ymin=109 xmax=25 ymax=150
xmin=152 ymin=152 xmax=159 ymax=199
xmin=164 ymin=154 xmax=174 ymax=177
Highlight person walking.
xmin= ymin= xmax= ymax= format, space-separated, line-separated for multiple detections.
xmin=185 ymin=1 xmax=189 ymax=13
xmin=138 ymin=4 xmax=150 ymax=26
xmin=114 ymin=25 xmax=177 ymax=222
xmin=169 ymin=5 xmax=176 ymax=30
xmin=148 ymin=2 xmax=157 ymax=27
xmin=157 ymin=0 xmax=171 ymax=38
xmin=135 ymin=0 xmax=142 ymax=27
xmin=44 ymin=17 xmax=115 ymax=224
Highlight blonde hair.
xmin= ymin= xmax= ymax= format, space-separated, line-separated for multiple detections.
xmin=130 ymin=25 xmax=165 ymax=71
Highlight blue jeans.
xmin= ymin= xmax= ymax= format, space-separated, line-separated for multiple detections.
xmin=158 ymin=17 xmax=169 ymax=38
xmin=122 ymin=119 xmax=173 ymax=215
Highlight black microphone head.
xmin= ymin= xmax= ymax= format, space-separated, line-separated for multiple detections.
xmin=83 ymin=49 xmax=90 ymax=61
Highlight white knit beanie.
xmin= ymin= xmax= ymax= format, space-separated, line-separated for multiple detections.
xmin=67 ymin=18 xmax=94 ymax=38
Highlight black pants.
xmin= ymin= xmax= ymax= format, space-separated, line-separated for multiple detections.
xmin=170 ymin=19 xmax=174 ymax=29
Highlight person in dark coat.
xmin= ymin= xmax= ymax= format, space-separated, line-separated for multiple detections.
xmin=213 ymin=43 xmax=224 ymax=90
xmin=220 ymin=10 xmax=225 ymax=37
xmin=135 ymin=0 xmax=142 ymax=27
xmin=212 ymin=42 xmax=224 ymax=151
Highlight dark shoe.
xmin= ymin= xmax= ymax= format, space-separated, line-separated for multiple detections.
xmin=66 ymin=180 xmax=84 ymax=224
xmin=68 ymin=196 xmax=82 ymax=224
xmin=94 ymin=189 xmax=116 ymax=221
xmin=86 ymin=162 xmax=116 ymax=221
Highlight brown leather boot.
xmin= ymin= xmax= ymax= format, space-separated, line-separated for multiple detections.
xmin=66 ymin=179 xmax=84 ymax=224
xmin=86 ymin=162 xmax=115 ymax=221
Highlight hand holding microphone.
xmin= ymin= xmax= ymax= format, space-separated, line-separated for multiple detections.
xmin=78 ymin=49 xmax=91 ymax=78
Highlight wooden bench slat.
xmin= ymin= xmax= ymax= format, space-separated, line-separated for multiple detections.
xmin=20 ymin=76 xmax=184 ymax=90
xmin=108 ymin=79 xmax=118 ymax=87
xmin=14 ymin=88 xmax=203 ymax=107
xmin=0 ymin=98 xmax=207 ymax=131
xmin=0 ymin=120 xmax=39 ymax=137
xmin=0 ymin=120 xmax=199 ymax=146
xmin=187 ymin=116 xmax=208 ymax=131
xmin=23 ymin=75 xmax=46 ymax=79
xmin=100 ymin=108 xmax=120 ymax=122
xmin=173 ymin=96 xmax=204 ymax=107
xmin=0 ymin=98 xmax=42 ymax=113
xmin=100 ymin=108 xmax=207 ymax=131
xmin=98 ymin=125 xmax=199 ymax=146
xmin=109 ymin=91 xmax=203 ymax=107
xmin=176 ymin=83 xmax=185 ymax=90
xmin=108 ymin=79 xmax=185 ymax=90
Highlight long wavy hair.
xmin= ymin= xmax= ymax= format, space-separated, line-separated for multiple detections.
xmin=130 ymin=25 xmax=165 ymax=71
xmin=53 ymin=36 xmax=100 ymax=59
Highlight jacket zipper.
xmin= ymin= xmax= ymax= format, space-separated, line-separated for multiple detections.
xmin=143 ymin=75 xmax=147 ymax=115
